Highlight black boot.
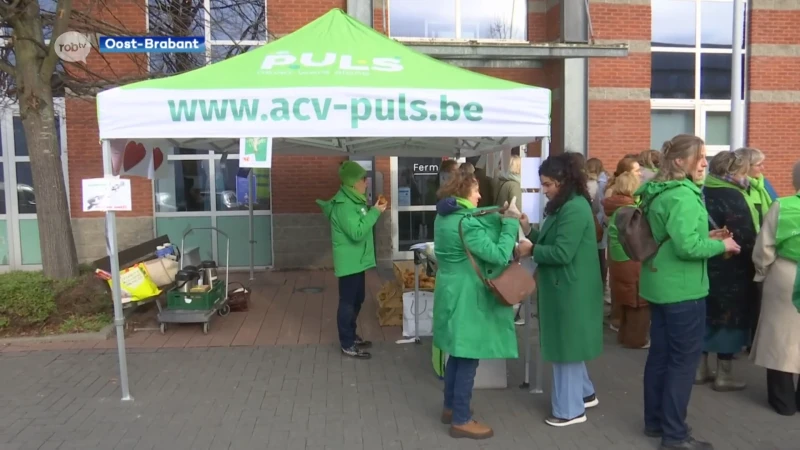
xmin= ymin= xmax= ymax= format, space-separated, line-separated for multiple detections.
xmin=659 ymin=437 xmax=713 ymax=450
xmin=354 ymin=335 xmax=372 ymax=348
xmin=341 ymin=346 xmax=371 ymax=359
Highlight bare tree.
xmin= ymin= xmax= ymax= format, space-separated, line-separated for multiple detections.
xmin=0 ymin=0 xmax=267 ymax=279
xmin=488 ymin=17 xmax=512 ymax=40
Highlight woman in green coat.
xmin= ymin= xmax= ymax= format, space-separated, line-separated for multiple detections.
xmin=432 ymin=168 xmax=526 ymax=440
xmin=521 ymin=153 xmax=603 ymax=427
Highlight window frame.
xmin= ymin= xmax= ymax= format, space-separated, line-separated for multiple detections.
xmin=144 ymin=0 xmax=269 ymax=71
xmin=151 ymin=150 xmax=273 ymax=268
xmin=389 ymin=0 xmax=529 ymax=43
xmin=152 ymin=150 xmax=272 ymax=217
xmin=650 ymin=0 xmax=747 ymax=155
xmin=0 ymin=99 xmax=69 ymax=270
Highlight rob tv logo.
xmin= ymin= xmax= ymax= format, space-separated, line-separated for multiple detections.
xmin=54 ymin=32 xmax=92 ymax=63
xmin=260 ymin=51 xmax=403 ymax=72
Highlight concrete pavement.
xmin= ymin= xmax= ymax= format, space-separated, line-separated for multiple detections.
xmin=0 ymin=331 xmax=795 ymax=450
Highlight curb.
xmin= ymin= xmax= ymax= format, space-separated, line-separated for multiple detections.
xmin=0 ymin=322 xmax=115 ymax=345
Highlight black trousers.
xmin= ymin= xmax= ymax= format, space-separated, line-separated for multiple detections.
xmin=767 ymin=369 xmax=800 ymax=416
xmin=337 ymin=271 xmax=366 ymax=349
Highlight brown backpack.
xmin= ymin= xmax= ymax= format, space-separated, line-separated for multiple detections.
xmin=614 ymin=196 xmax=669 ymax=263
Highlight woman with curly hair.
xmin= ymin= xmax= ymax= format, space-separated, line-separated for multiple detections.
xmin=519 ymin=153 xmax=603 ymax=427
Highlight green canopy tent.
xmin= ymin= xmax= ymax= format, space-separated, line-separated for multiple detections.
xmin=95 ymin=8 xmax=551 ymax=401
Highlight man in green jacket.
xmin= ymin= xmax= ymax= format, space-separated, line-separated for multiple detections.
xmin=317 ymin=161 xmax=387 ymax=359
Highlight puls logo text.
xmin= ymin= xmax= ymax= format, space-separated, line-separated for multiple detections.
xmin=261 ymin=51 xmax=403 ymax=73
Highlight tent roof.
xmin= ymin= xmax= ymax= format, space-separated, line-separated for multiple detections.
xmin=97 ymin=8 xmax=550 ymax=157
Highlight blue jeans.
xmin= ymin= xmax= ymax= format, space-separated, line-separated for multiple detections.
xmin=644 ymin=299 xmax=705 ymax=446
xmin=443 ymin=356 xmax=480 ymax=425
xmin=552 ymin=362 xmax=595 ymax=419
xmin=337 ymin=272 xmax=365 ymax=349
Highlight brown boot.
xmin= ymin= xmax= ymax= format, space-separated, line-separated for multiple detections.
xmin=441 ymin=407 xmax=475 ymax=424
xmin=449 ymin=420 xmax=494 ymax=439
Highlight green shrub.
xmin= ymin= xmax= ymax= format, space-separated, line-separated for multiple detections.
xmin=0 ymin=271 xmax=58 ymax=327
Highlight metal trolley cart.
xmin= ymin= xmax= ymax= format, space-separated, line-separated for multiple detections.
xmin=156 ymin=227 xmax=230 ymax=334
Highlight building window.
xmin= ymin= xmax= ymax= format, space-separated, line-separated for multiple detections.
xmin=154 ymin=149 xmax=271 ymax=213
xmin=147 ymin=0 xmax=267 ymax=73
xmin=11 ymin=116 xmax=63 ymax=215
xmin=394 ymin=157 xmax=443 ymax=254
xmin=153 ymin=148 xmax=272 ymax=268
xmin=389 ymin=0 xmax=527 ymax=41
xmin=650 ymin=0 xmax=746 ymax=157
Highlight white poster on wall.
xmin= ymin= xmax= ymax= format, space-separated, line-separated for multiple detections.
xmin=397 ymin=187 xmax=411 ymax=207
xmin=109 ymin=139 xmax=170 ymax=179
xmin=239 ymin=137 xmax=273 ymax=168
xmin=521 ymin=157 xmax=542 ymax=189
xmin=82 ymin=177 xmax=132 ymax=212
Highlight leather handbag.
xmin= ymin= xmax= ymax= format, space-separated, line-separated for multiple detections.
xmin=458 ymin=208 xmax=536 ymax=307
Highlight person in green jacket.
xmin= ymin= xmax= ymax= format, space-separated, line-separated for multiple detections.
xmin=317 ymin=161 xmax=386 ymax=359
xmin=519 ymin=153 xmax=603 ymax=428
xmin=432 ymin=167 xmax=525 ymax=440
xmin=751 ymin=160 xmax=800 ymax=416
xmin=734 ymin=147 xmax=772 ymax=224
xmin=636 ymin=135 xmax=740 ymax=450
xmin=733 ymin=147 xmax=773 ymax=348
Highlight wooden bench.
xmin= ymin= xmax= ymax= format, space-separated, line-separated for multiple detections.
xmin=91 ymin=235 xmax=173 ymax=310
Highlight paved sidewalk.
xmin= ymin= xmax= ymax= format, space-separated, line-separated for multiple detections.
xmin=0 ymin=332 xmax=795 ymax=450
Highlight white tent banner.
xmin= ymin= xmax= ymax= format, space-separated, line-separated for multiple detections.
xmin=98 ymin=87 xmax=549 ymax=141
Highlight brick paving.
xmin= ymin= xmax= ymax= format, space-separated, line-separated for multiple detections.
xmin=0 ymin=270 xmax=402 ymax=353
xmin=0 ymin=330 xmax=796 ymax=450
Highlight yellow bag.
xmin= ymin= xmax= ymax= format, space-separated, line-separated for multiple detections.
xmin=109 ymin=263 xmax=161 ymax=303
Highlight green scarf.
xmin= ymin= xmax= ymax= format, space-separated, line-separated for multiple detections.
xmin=455 ymin=197 xmax=475 ymax=210
xmin=341 ymin=185 xmax=366 ymax=203
xmin=704 ymin=175 xmax=760 ymax=233
xmin=748 ymin=175 xmax=773 ymax=212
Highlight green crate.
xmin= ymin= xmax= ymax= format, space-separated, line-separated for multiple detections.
xmin=167 ymin=281 xmax=225 ymax=311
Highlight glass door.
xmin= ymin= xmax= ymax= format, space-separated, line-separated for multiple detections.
xmin=390 ymin=157 xmax=443 ymax=260
xmin=153 ymin=149 xmax=274 ymax=268
xmin=0 ymin=100 xmax=67 ymax=270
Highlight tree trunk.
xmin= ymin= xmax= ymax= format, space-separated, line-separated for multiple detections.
xmin=15 ymin=36 xmax=79 ymax=279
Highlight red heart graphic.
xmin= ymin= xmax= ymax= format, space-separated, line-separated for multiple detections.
xmin=152 ymin=147 xmax=164 ymax=171
xmin=123 ymin=141 xmax=146 ymax=172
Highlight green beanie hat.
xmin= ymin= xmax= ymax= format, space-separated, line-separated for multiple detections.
xmin=339 ymin=161 xmax=367 ymax=187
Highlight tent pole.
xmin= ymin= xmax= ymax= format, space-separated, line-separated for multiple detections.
xmin=521 ymin=144 xmax=534 ymax=392
xmin=101 ymin=139 xmax=133 ymax=402
xmin=530 ymin=136 xmax=550 ymax=395
xmin=248 ymin=170 xmax=255 ymax=281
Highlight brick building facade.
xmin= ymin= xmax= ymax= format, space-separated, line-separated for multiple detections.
xmin=2 ymin=0 xmax=795 ymax=271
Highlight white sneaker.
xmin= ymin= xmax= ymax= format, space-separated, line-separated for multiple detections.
xmin=515 ymin=317 xmax=525 ymax=326
xmin=609 ymin=324 xmax=619 ymax=332
xmin=545 ymin=414 xmax=587 ymax=427
xmin=641 ymin=341 xmax=651 ymax=349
